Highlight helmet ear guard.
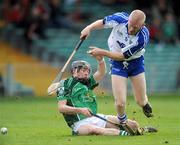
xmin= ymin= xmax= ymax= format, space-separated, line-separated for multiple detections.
xmin=71 ymin=60 xmax=91 ymax=73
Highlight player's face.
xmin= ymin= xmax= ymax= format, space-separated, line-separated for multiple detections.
xmin=128 ymin=20 xmax=143 ymax=35
xmin=74 ymin=68 xmax=90 ymax=80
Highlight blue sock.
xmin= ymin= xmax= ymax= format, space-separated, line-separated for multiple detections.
xmin=117 ymin=114 xmax=127 ymax=123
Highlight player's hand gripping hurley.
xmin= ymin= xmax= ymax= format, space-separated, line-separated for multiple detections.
xmin=47 ymin=38 xmax=85 ymax=95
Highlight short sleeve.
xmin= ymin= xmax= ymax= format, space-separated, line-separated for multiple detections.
xmin=89 ymin=75 xmax=99 ymax=90
xmin=103 ymin=12 xmax=129 ymax=28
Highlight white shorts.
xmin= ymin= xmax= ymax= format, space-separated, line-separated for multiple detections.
xmin=72 ymin=114 xmax=108 ymax=132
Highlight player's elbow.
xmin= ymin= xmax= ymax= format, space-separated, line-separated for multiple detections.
xmin=58 ymin=105 xmax=65 ymax=114
xmin=58 ymin=100 xmax=67 ymax=114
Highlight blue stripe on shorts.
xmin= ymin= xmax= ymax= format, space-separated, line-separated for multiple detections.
xmin=110 ymin=56 xmax=145 ymax=78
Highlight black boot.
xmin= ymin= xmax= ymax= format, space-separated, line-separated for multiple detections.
xmin=143 ymin=103 xmax=153 ymax=118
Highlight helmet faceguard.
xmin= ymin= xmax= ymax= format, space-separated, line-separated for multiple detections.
xmin=71 ymin=60 xmax=91 ymax=74
xmin=71 ymin=60 xmax=91 ymax=85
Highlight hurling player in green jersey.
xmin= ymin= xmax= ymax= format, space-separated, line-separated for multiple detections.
xmin=55 ymin=55 xmax=140 ymax=136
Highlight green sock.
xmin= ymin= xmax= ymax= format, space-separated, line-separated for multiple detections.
xmin=119 ymin=130 xmax=130 ymax=136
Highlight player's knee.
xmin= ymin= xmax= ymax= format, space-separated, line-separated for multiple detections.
xmin=89 ymin=127 xmax=104 ymax=135
xmin=80 ymin=127 xmax=95 ymax=135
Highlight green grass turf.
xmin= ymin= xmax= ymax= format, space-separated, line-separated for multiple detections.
xmin=0 ymin=94 xmax=180 ymax=145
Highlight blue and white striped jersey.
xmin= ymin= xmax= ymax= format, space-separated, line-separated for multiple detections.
xmin=103 ymin=12 xmax=149 ymax=61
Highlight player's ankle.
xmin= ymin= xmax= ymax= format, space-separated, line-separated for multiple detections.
xmin=117 ymin=114 xmax=127 ymax=124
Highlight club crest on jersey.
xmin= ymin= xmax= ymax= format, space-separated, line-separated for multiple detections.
xmin=82 ymin=93 xmax=94 ymax=102
xmin=125 ymin=37 xmax=128 ymax=41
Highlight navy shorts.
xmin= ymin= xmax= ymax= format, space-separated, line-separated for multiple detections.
xmin=110 ymin=56 xmax=145 ymax=78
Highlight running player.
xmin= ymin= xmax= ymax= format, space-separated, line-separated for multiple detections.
xmin=80 ymin=9 xmax=153 ymax=124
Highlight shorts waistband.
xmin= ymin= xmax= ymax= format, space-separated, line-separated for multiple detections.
xmin=123 ymin=56 xmax=143 ymax=62
xmin=111 ymin=56 xmax=144 ymax=63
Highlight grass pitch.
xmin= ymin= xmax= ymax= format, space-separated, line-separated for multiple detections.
xmin=0 ymin=94 xmax=180 ymax=145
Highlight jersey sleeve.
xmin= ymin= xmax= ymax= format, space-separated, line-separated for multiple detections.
xmin=89 ymin=75 xmax=99 ymax=90
xmin=103 ymin=12 xmax=129 ymax=28
xmin=122 ymin=27 xmax=149 ymax=59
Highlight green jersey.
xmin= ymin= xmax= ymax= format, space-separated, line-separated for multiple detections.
xmin=57 ymin=75 xmax=99 ymax=127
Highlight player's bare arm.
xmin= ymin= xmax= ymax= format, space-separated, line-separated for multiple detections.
xmin=80 ymin=19 xmax=104 ymax=39
xmin=91 ymin=56 xmax=106 ymax=81
xmin=58 ymin=100 xmax=92 ymax=117
xmin=88 ymin=46 xmax=125 ymax=61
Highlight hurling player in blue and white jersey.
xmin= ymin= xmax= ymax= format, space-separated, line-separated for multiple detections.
xmin=80 ymin=10 xmax=153 ymax=124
